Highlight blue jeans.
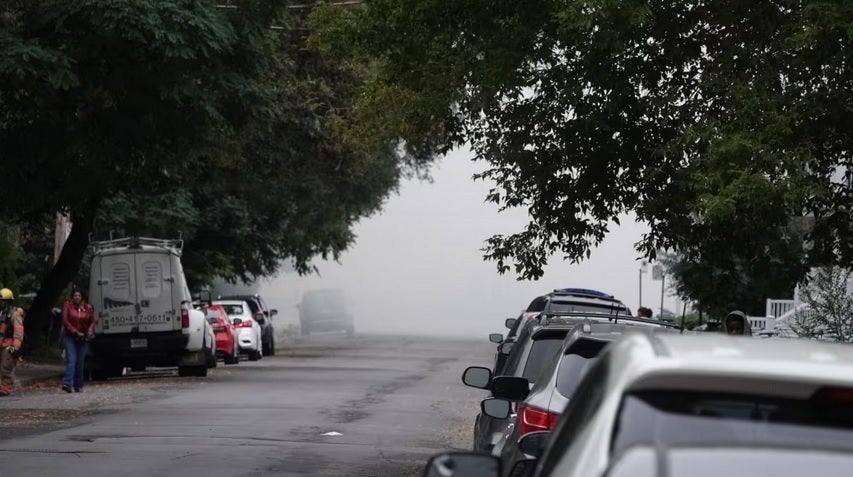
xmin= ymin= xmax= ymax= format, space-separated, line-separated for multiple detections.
xmin=63 ymin=335 xmax=87 ymax=390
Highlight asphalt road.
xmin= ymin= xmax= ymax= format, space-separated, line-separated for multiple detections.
xmin=0 ymin=334 xmax=491 ymax=476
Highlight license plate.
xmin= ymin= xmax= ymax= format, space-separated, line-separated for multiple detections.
xmin=130 ymin=339 xmax=148 ymax=349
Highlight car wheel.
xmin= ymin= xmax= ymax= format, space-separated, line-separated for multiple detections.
xmin=266 ymin=337 xmax=275 ymax=356
xmin=248 ymin=350 xmax=260 ymax=361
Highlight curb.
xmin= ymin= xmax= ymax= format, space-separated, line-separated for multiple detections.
xmin=17 ymin=373 xmax=63 ymax=387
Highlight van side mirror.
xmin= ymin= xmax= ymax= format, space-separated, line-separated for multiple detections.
xmin=505 ymin=318 xmax=517 ymax=329
xmin=270 ymin=309 xmax=278 ymax=316
xmin=489 ymin=333 xmax=504 ymax=344
xmin=491 ymin=376 xmax=530 ymax=401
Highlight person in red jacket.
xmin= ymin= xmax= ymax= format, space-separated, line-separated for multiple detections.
xmin=61 ymin=290 xmax=95 ymax=393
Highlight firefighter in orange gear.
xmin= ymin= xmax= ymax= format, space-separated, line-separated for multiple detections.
xmin=0 ymin=288 xmax=25 ymax=396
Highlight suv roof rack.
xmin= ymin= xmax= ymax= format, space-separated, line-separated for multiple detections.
xmin=538 ymin=312 xmax=680 ymax=329
xmin=90 ymin=236 xmax=184 ymax=254
xmin=552 ymin=288 xmax=615 ymax=299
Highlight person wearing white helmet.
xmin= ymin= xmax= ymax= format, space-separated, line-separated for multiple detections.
xmin=0 ymin=288 xmax=25 ymax=396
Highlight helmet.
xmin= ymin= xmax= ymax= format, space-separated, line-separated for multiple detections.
xmin=0 ymin=288 xmax=13 ymax=300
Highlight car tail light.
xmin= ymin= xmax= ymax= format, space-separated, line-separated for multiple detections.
xmin=518 ymin=405 xmax=559 ymax=436
xmin=181 ymin=308 xmax=190 ymax=328
xmin=813 ymin=386 xmax=853 ymax=403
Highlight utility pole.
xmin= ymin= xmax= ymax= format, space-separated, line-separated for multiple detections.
xmin=638 ymin=261 xmax=648 ymax=308
xmin=652 ymin=264 xmax=665 ymax=319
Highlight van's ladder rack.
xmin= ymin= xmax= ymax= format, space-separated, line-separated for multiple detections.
xmin=90 ymin=237 xmax=184 ymax=253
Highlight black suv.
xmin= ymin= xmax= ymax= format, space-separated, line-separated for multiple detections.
xmin=218 ymin=294 xmax=277 ymax=356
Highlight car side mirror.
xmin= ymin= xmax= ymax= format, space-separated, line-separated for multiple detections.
xmin=499 ymin=341 xmax=514 ymax=356
xmin=423 ymin=453 xmax=501 ymax=477
xmin=491 ymin=376 xmax=530 ymax=401
xmin=232 ymin=318 xmax=243 ymax=326
xmin=481 ymin=398 xmax=512 ymax=420
xmin=489 ymin=333 xmax=504 ymax=344
xmin=461 ymin=366 xmax=492 ymax=390
xmin=518 ymin=431 xmax=550 ymax=458
xmin=505 ymin=318 xmax=517 ymax=329
xmin=508 ymin=458 xmax=537 ymax=477
xmin=270 ymin=309 xmax=278 ymax=316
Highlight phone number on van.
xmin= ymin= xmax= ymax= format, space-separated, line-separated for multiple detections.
xmin=108 ymin=314 xmax=171 ymax=325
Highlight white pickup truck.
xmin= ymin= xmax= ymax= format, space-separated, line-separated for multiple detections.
xmin=87 ymin=237 xmax=215 ymax=379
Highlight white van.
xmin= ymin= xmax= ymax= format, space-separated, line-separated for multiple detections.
xmin=88 ymin=237 xmax=215 ymax=379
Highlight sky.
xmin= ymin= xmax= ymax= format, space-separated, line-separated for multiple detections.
xmin=259 ymin=148 xmax=681 ymax=338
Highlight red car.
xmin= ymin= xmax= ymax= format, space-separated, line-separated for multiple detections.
xmin=204 ymin=305 xmax=239 ymax=365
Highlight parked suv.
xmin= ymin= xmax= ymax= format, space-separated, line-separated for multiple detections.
xmin=490 ymin=320 xmax=677 ymax=474
xmin=88 ymin=237 xmax=215 ymax=378
xmin=464 ymin=317 xmax=576 ymax=452
xmin=217 ymin=294 xmax=277 ymax=356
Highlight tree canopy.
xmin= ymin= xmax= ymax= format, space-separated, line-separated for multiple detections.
xmin=312 ymin=0 xmax=853 ymax=280
xmin=0 ymin=1 xmax=415 ymax=350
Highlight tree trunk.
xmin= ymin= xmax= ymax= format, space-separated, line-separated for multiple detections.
xmin=23 ymin=208 xmax=95 ymax=355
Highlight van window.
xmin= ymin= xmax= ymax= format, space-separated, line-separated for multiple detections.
xmin=110 ymin=263 xmax=132 ymax=300
xmin=141 ymin=261 xmax=163 ymax=298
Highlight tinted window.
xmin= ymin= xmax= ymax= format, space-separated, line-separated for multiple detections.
xmin=522 ymin=337 xmax=565 ymax=381
xmin=556 ymin=354 xmax=598 ymax=398
xmin=548 ymin=300 xmax=627 ymax=315
xmin=612 ymin=390 xmax=853 ymax=455
xmin=221 ymin=304 xmax=245 ymax=316
xmin=526 ymin=296 xmax=547 ymax=312
xmin=501 ymin=325 xmax=532 ymax=375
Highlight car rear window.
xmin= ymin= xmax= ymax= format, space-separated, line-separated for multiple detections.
xmin=556 ymin=348 xmax=603 ymax=397
xmin=221 ymin=304 xmax=244 ymax=315
xmin=522 ymin=338 xmax=564 ymax=381
xmin=526 ymin=296 xmax=547 ymax=312
xmin=548 ymin=301 xmax=627 ymax=315
xmin=612 ymin=389 xmax=853 ymax=454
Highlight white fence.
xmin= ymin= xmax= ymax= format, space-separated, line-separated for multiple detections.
xmin=766 ymin=299 xmax=798 ymax=319
xmin=749 ymin=316 xmax=777 ymax=331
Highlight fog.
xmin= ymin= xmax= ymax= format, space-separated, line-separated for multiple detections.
xmin=259 ymin=149 xmax=680 ymax=339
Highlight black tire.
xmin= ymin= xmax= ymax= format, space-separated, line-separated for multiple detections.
xmin=248 ymin=350 xmax=261 ymax=361
xmin=265 ymin=337 xmax=275 ymax=356
xmin=224 ymin=353 xmax=238 ymax=365
xmin=179 ymin=365 xmax=208 ymax=377
xmin=90 ymin=366 xmax=122 ymax=381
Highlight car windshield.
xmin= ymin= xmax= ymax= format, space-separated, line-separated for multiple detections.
xmin=611 ymin=389 xmax=853 ymax=454
xmin=522 ymin=337 xmax=565 ymax=381
xmin=220 ymin=304 xmax=244 ymax=316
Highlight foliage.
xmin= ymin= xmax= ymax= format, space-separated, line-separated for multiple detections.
xmin=660 ymin=219 xmax=809 ymax=316
xmin=311 ymin=0 xmax=853 ymax=279
xmin=0 ymin=1 xmax=415 ymax=351
xmin=788 ymin=267 xmax=853 ymax=343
